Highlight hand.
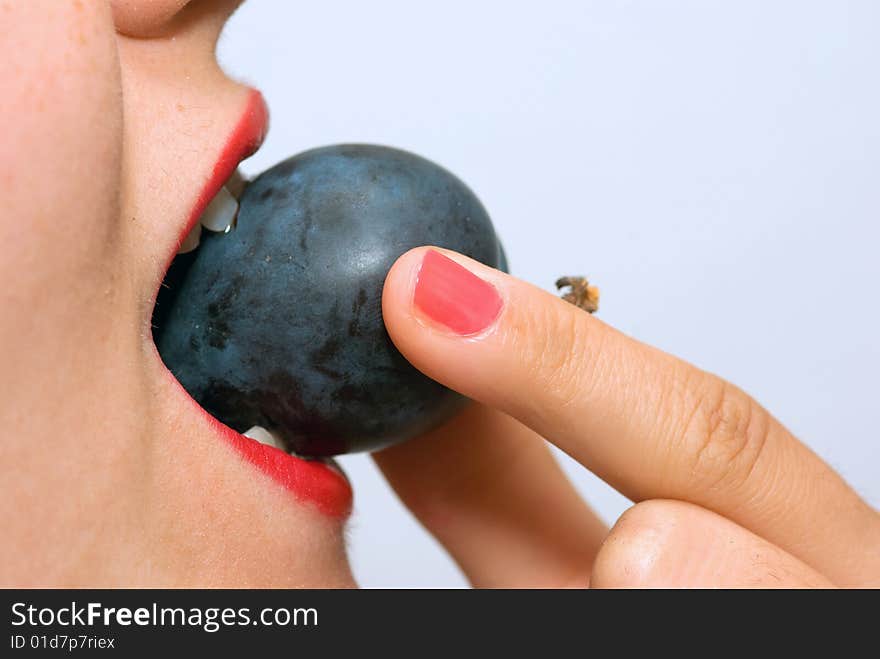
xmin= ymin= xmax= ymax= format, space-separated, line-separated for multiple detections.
xmin=375 ymin=247 xmax=880 ymax=587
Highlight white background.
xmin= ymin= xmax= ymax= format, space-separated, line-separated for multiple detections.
xmin=219 ymin=0 xmax=879 ymax=587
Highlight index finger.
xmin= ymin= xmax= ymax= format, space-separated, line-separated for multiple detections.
xmin=382 ymin=247 xmax=880 ymax=586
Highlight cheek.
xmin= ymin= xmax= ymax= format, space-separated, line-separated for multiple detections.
xmin=0 ymin=1 xmax=123 ymax=289
xmin=111 ymin=0 xmax=191 ymax=37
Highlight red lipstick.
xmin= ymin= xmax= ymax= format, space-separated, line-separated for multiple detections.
xmin=211 ymin=416 xmax=352 ymax=519
xmin=163 ymin=89 xmax=353 ymax=519
xmin=184 ymin=90 xmax=269 ymax=241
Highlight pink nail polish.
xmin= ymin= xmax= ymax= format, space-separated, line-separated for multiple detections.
xmin=413 ymin=250 xmax=503 ymax=335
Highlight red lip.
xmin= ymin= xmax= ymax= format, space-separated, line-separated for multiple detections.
xmin=180 ymin=90 xmax=269 ymax=247
xmin=164 ymin=89 xmax=353 ymax=519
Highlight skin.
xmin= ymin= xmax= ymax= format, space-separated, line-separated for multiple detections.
xmin=2 ymin=1 xmax=877 ymax=588
xmin=379 ymin=247 xmax=880 ymax=587
xmin=1 ymin=0 xmax=351 ymax=587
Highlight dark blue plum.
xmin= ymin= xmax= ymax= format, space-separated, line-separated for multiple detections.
xmin=153 ymin=144 xmax=505 ymax=456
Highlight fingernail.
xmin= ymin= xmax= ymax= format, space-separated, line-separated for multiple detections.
xmin=413 ymin=250 xmax=503 ymax=335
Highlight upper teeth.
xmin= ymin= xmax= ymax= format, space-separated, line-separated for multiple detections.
xmin=176 ymin=174 xmax=245 ymax=255
xmin=199 ymin=185 xmax=239 ymax=233
xmin=243 ymin=425 xmax=285 ymax=451
xmin=177 ymin=222 xmax=202 ymax=254
xmin=224 ymin=169 xmax=248 ymax=200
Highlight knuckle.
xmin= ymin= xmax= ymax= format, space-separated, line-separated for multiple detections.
xmin=591 ymin=501 xmax=682 ymax=588
xmin=680 ymin=377 xmax=772 ymax=491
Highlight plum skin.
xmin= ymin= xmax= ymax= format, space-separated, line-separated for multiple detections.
xmin=154 ymin=144 xmax=506 ymax=456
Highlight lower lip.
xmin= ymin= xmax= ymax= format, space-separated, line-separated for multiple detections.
xmin=155 ymin=353 xmax=353 ymax=519
xmin=158 ymin=367 xmax=354 ymax=517
xmin=207 ymin=413 xmax=353 ymax=519
xmin=159 ymin=90 xmax=353 ymax=519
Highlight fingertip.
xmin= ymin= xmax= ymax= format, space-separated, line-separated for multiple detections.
xmin=381 ymin=246 xmax=431 ymax=352
xmin=381 ymin=245 xmax=593 ymax=414
xmin=383 ymin=246 xmax=508 ymax=344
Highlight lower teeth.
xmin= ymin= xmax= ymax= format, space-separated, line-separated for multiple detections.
xmin=243 ymin=425 xmax=285 ymax=451
xmin=242 ymin=424 xmax=326 ymax=462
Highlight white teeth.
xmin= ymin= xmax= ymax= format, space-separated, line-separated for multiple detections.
xmin=176 ymin=181 xmax=241 ymax=255
xmin=225 ymin=169 xmax=248 ymax=200
xmin=177 ymin=222 xmax=202 ymax=254
xmin=199 ymin=186 xmax=239 ymax=233
xmin=243 ymin=425 xmax=285 ymax=451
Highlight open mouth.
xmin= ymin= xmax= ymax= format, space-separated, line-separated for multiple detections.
xmin=148 ymin=90 xmax=353 ymax=519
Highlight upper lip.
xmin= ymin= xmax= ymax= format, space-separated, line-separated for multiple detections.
xmin=181 ymin=89 xmax=269 ymax=248
xmin=147 ymin=89 xmax=269 ymax=329
xmin=149 ymin=88 xmax=353 ymax=519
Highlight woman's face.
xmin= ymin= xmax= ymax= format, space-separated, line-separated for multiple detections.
xmin=1 ymin=0 xmax=355 ymax=586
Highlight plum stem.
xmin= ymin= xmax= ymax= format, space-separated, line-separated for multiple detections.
xmin=555 ymin=276 xmax=600 ymax=313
